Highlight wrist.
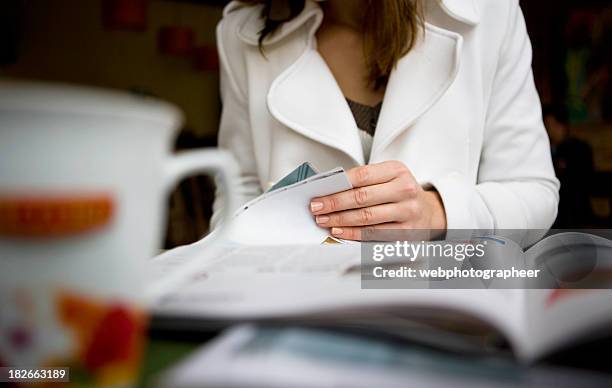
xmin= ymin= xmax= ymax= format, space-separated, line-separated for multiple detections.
xmin=424 ymin=190 xmax=447 ymax=231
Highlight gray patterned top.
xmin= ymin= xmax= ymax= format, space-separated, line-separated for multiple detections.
xmin=346 ymin=98 xmax=382 ymax=162
xmin=346 ymin=98 xmax=382 ymax=136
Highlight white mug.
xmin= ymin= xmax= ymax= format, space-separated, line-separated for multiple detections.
xmin=0 ymin=79 xmax=237 ymax=385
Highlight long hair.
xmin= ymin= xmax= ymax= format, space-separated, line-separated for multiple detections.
xmin=241 ymin=0 xmax=424 ymax=90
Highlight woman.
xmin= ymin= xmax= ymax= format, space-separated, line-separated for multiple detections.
xmin=212 ymin=0 xmax=559 ymax=244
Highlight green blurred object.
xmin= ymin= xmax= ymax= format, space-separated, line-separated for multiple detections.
xmin=139 ymin=340 xmax=199 ymax=387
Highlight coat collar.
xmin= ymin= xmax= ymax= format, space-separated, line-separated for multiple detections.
xmin=267 ymin=22 xmax=462 ymax=164
xmin=437 ymin=0 xmax=481 ymax=26
xmin=226 ymin=0 xmax=469 ymax=164
xmin=226 ymin=0 xmax=323 ymax=46
xmin=227 ymin=0 xmax=480 ymax=46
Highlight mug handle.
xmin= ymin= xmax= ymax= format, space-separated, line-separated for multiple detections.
xmin=146 ymin=149 xmax=240 ymax=302
xmin=162 ymin=149 xmax=239 ymax=224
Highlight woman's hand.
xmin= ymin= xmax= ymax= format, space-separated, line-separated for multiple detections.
xmin=309 ymin=161 xmax=447 ymax=241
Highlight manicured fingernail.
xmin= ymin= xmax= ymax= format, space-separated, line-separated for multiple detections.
xmin=316 ymin=215 xmax=329 ymax=224
xmin=310 ymin=202 xmax=323 ymax=212
xmin=331 ymin=227 xmax=343 ymax=235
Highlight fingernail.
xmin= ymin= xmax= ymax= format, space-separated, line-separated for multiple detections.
xmin=310 ymin=202 xmax=323 ymax=212
xmin=331 ymin=227 xmax=343 ymax=235
xmin=316 ymin=215 xmax=329 ymax=224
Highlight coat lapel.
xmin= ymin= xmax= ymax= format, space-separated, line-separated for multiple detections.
xmin=267 ymin=48 xmax=366 ymax=166
xmin=370 ymin=23 xmax=463 ymax=158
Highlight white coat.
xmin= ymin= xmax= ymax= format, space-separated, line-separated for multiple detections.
xmin=212 ymin=0 xmax=560 ymax=241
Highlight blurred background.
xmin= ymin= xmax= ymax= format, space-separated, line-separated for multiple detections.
xmin=0 ymin=0 xmax=610 ymax=248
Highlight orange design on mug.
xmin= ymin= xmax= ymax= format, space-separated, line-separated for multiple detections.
xmin=0 ymin=193 xmax=114 ymax=237
xmin=56 ymin=290 xmax=147 ymax=386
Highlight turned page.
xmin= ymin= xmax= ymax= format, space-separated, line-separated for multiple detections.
xmin=225 ymin=167 xmax=352 ymax=245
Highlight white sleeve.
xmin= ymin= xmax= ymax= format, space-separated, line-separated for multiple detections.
xmin=210 ymin=19 xmax=262 ymax=228
xmin=431 ymin=1 xmax=559 ymax=246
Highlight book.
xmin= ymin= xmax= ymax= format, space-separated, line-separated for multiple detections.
xmin=149 ymin=232 xmax=612 ymax=363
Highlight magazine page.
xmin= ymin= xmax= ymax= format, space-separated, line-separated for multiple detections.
xmin=150 ymin=242 xmax=525 ymax=355
xmin=518 ymin=232 xmax=612 ymax=360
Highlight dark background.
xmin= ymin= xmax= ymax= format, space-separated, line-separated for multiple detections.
xmin=1 ymin=0 xmax=610 ymax=248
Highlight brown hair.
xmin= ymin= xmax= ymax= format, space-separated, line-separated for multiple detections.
xmin=242 ymin=0 xmax=423 ymax=90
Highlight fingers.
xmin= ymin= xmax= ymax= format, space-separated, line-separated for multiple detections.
xmin=346 ymin=161 xmax=412 ymax=188
xmin=315 ymin=199 xmax=425 ymax=228
xmin=330 ymin=223 xmax=404 ymax=241
xmin=311 ymin=162 xmax=419 ymax=215
xmin=309 ymin=161 xmax=426 ymax=242
xmin=315 ymin=203 xmax=406 ymax=227
xmin=311 ymin=181 xmax=415 ymax=215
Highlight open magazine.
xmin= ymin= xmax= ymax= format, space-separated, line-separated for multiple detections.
xmin=148 ymin=163 xmax=612 ymax=363
xmin=149 ymin=232 xmax=612 ymax=363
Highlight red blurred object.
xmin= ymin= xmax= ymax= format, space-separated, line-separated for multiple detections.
xmin=193 ymin=45 xmax=219 ymax=72
xmin=158 ymin=26 xmax=195 ymax=56
xmin=84 ymin=306 xmax=137 ymax=372
xmin=102 ymin=0 xmax=148 ymax=31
